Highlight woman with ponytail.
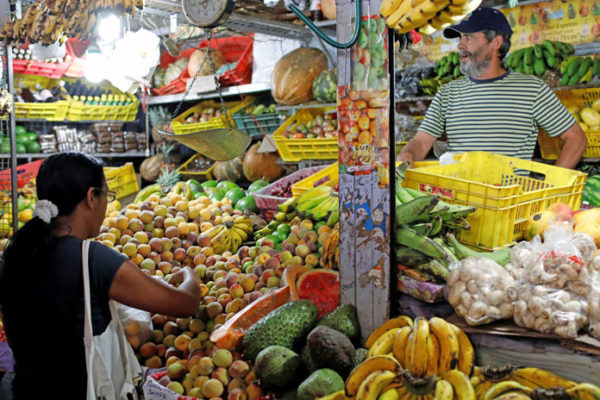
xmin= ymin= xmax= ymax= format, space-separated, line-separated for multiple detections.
xmin=0 ymin=152 xmax=202 ymax=399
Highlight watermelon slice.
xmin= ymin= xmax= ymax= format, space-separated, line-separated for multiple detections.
xmin=296 ymin=269 xmax=340 ymax=319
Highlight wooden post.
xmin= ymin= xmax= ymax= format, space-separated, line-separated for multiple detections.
xmin=336 ymin=0 xmax=394 ymax=342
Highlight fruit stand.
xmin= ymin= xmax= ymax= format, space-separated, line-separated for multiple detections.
xmin=2 ymin=0 xmax=600 ymax=399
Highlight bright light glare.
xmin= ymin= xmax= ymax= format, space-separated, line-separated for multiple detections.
xmin=84 ymin=50 xmax=108 ymax=83
xmin=97 ymin=14 xmax=122 ymax=43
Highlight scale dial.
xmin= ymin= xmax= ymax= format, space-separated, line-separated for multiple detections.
xmin=182 ymin=0 xmax=236 ymax=28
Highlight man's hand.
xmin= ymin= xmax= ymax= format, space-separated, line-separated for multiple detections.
xmin=397 ymin=131 xmax=438 ymax=167
xmin=556 ymin=123 xmax=587 ymax=169
xmin=168 ymin=266 xmax=199 ymax=287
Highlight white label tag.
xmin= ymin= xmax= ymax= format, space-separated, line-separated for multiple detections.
xmin=170 ymin=13 xmax=177 ymax=34
xmin=186 ymin=75 xmax=217 ymax=93
xmin=15 ymin=1 xmax=22 ymax=19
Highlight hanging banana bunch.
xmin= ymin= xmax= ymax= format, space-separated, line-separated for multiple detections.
xmin=0 ymin=0 xmax=144 ymax=46
xmin=380 ymin=0 xmax=482 ymax=36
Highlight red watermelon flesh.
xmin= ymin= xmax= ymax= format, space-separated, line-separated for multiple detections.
xmin=296 ymin=269 xmax=340 ymax=319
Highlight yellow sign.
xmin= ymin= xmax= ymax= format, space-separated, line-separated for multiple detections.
xmin=421 ymin=0 xmax=600 ymax=60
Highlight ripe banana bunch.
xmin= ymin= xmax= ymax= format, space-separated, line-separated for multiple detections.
xmin=0 ymin=0 xmax=144 ymax=46
xmin=0 ymin=89 xmax=13 ymax=117
xmin=320 ymin=222 xmax=339 ymax=269
xmin=380 ymin=0 xmax=482 ymax=36
xmin=296 ymin=186 xmax=339 ymax=222
xmin=133 ymin=184 xmax=162 ymax=203
xmin=204 ymin=216 xmax=253 ymax=254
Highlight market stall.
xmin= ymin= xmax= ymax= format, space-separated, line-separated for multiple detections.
xmin=0 ymin=0 xmax=600 ymax=398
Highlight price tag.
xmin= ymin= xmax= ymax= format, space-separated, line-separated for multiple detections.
xmin=170 ymin=13 xmax=177 ymax=34
xmin=186 ymin=75 xmax=217 ymax=94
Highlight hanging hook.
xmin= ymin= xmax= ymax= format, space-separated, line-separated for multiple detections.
xmin=287 ymin=0 xmax=362 ymax=49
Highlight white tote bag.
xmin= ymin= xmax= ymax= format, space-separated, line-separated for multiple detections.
xmin=82 ymin=240 xmax=142 ymax=400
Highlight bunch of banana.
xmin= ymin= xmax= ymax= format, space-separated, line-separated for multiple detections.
xmin=568 ymin=101 xmax=600 ymax=132
xmin=420 ymin=52 xmax=463 ymax=96
xmin=296 ymin=185 xmax=339 ymax=222
xmin=0 ymin=0 xmax=143 ymax=46
xmin=506 ymin=41 xmax=574 ymax=77
xmin=202 ymin=216 xmax=253 ymax=254
xmin=133 ymin=183 xmax=162 ymax=203
xmin=560 ymin=55 xmax=600 ymax=86
xmin=380 ymin=0 xmax=482 ymax=36
xmin=476 ymin=379 xmax=598 ymax=400
xmin=320 ymin=222 xmax=339 ymax=269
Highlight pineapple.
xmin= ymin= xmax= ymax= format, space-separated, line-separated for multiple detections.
xmin=160 ymin=143 xmax=177 ymax=171
xmin=156 ymin=167 xmax=181 ymax=193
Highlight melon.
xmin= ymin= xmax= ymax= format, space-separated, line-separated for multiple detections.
xmin=296 ymin=270 xmax=340 ymax=319
xmin=242 ymin=143 xmax=283 ymax=183
xmin=313 ymin=68 xmax=337 ymax=103
xmin=271 ymin=47 xmax=329 ymax=106
xmin=322 ymin=0 xmax=336 ymax=20
xmin=140 ymin=154 xmax=163 ymax=182
xmin=187 ymin=48 xmax=226 ymax=77
xmin=212 ymin=156 xmax=244 ymax=183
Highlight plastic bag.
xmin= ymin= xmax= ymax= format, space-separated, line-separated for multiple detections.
xmin=587 ymin=270 xmax=600 ymax=339
xmin=446 ymin=257 xmax=516 ymax=326
xmin=116 ymin=302 xmax=153 ymax=348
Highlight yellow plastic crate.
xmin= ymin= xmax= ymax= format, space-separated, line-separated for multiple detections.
xmin=292 ymin=162 xmax=338 ymax=198
xmin=177 ymin=153 xmax=215 ymax=182
xmin=170 ymin=98 xmax=254 ymax=135
xmin=272 ymin=107 xmax=338 ymax=162
xmin=539 ymin=88 xmax=600 ymax=160
xmin=14 ymin=74 xmax=70 ymax=121
xmin=402 ymin=151 xmax=587 ymax=250
xmin=104 ymin=163 xmax=139 ymax=200
xmin=67 ymin=95 xmax=139 ymax=122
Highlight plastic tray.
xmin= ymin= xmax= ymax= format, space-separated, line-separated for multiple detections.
xmin=232 ymin=109 xmax=284 ymax=137
xmin=152 ymin=35 xmax=253 ymax=96
xmin=272 ymin=107 xmax=338 ymax=162
xmin=170 ymin=98 xmax=253 ymax=135
xmin=12 ymin=40 xmax=75 ymax=79
xmin=13 ymin=74 xmax=70 ymax=121
xmin=177 ymin=153 xmax=215 ymax=182
xmin=104 ymin=163 xmax=139 ymax=200
xmin=0 ymin=159 xmax=43 ymax=190
xmin=253 ymin=166 xmax=326 ymax=220
xmin=402 ymin=151 xmax=587 ymax=250
xmin=67 ymin=96 xmax=139 ymax=122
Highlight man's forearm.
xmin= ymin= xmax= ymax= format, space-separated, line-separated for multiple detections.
xmin=556 ymin=125 xmax=587 ymax=169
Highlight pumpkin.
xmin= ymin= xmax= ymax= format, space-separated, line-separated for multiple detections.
xmin=212 ymin=156 xmax=244 ymax=183
xmin=140 ymin=154 xmax=163 ymax=182
xmin=242 ymin=143 xmax=283 ymax=182
xmin=187 ymin=48 xmax=227 ymax=77
xmin=271 ymin=47 xmax=329 ymax=106
xmin=322 ymin=0 xmax=336 ymax=20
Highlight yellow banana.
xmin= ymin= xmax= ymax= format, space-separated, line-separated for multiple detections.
xmin=448 ymin=0 xmax=481 ymax=16
xmin=429 ymin=317 xmax=459 ymax=374
xmin=471 ymin=365 xmax=518 ymax=398
xmin=434 ymin=380 xmax=454 ymax=400
xmin=426 ymin=333 xmax=440 ymax=377
xmin=368 ymin=327 xmax=402 ymax=357
xmin=379 ymin=387 xmax=401 ymax=400
xmin=380 ymin=0 xmax=405 ymax=18
xmin=441 ymin=370 xmax=475 ymax=400
xmin=452 ymin=325 xmax=474 ymax=377
xmin=345 ymin=355 xmax=402 ymax=397
xmin=408 ymin=317 xmax=430 ymax=377
xmin=511 ymin=368 xmax=575 ymax=390
xmin=357 ymin=370 xmax=398 ymax=400
xmin=482 ymin=381 xmax=533 ymax=400
xmin=366 ymin=315 xmax=413 ymax=348
xmin=204 ymin=224 xmax=225 ymax=239
xmin=316 ymin=389 xmax=345 ymax=400
xmin=418 ymin=23 xmax=438 ymax=35
xmin=430 ymin=16 xmax=453 ymax=30
xmin=436 ymin=8 xmax=467 ymax=24
xmin=392 ymin=326 xmax=412 ymax=367
xmin=404 ymin=332 xmax=414 ymax=370
xmin=385 ymin=0 xmax=412 ymax=27
xmin=396 ymin=9 xmax=439 ymax=33
xmin=566 ymin=383 xmax=600 ymax=400
xmin=494 ymin=392 xmax=532 ymax=400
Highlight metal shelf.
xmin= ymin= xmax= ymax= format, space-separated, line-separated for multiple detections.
xmin=0 ymin=152 xmax=147 ymax=159
xmin=396 ymin=95 xmax=435 ymax=103
xmin=16 ymin=119 xmax=137 ymax=123
xmin=275 ymin=102 xmax=336 ymax=111
xmin=147 ymin=83 xmax=271 ymax=105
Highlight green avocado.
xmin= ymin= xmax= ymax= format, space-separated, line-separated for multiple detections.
xmin=316 ymin=304 xmax=361 ymax=343
xmin=307 ymin=326 xmax=355 ymax=377
xmin=297 ymin=369 xmax=345 ymax=400
xmin=254 ymin=345 xmax=301 ymax=391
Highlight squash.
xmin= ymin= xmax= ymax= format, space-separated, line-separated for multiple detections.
xmin=164 ymin=58 xmax=188 ymax=86
xmin=187 ymin=48 xmax=226 ymax=77
xmin=322 ymin=0 xmax=336 ymax=20
xmin=271 ymin=47 xmax=329 ymax=106
xmin=212 ymin=156 xmax=244 ymax=183
xmin=242 ymin=143 xmax=284 ymax=182
xmin=140 ymin=154 xmax=163 ymax=182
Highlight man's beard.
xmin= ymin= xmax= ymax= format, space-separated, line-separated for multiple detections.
xmin=459 ymin=48 xmax=492 ymax=77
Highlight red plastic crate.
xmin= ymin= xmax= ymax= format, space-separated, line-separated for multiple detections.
xmin=12 ymin=40 xmax=77 ymax=79
xmin=152 ymin=35 xmax=253 ymax=96
xmin=0 ymin=159 xmax=43 ymax=190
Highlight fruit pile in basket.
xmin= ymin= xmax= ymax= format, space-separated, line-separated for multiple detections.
xmin=184 ymin=106 xmax=225 ymax=124
xmin=282 ymin=113 xmax=338 ymax=139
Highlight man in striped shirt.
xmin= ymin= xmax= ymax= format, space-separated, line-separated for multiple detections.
xmin=398 ymin=8 xmax=587 ymax=169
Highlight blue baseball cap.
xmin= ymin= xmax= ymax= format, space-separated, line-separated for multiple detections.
xmin=443 ymin=8 xmax=513 ymax=39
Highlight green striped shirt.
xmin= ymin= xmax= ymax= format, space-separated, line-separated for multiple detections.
xmin=419 ymin=72 xmax=576 ymax=160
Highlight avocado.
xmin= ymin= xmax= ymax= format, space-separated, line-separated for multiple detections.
xmin=300 ymin=345 xmax=318 ymax=374
xmin=352 ymin=348 xmax=368 ymax=367
xmin=281 ymin=390 xmax=299 ymax=400
xmin=316 ymin=304 xmax=360 ymax=343
xmin=307 ymin=326 xmax=355 ymax=377
xmin=297 ymin=369 xmax=345 ymax=400
xmin=254 ymin=345 xmax=301 ymax=391
xmin=243 ymin=299 xmax=319 ymax=360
